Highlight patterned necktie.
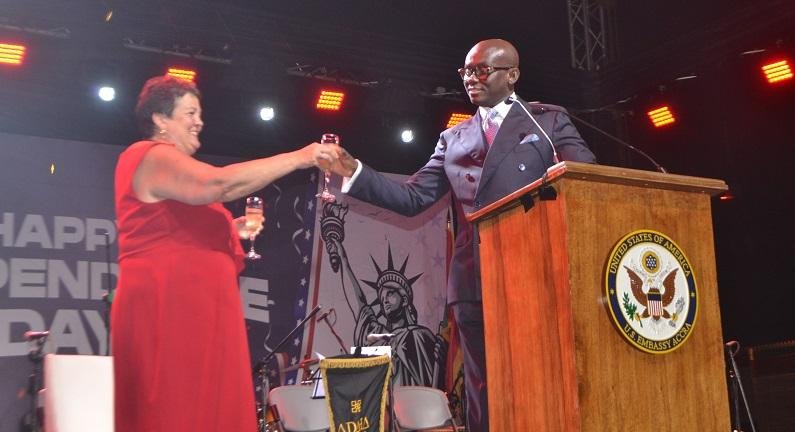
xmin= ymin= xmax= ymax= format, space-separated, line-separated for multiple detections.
xmin=484 ymin=109 xmax=499 ymax=146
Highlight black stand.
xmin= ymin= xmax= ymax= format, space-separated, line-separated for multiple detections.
xmin=725 ymin=340 xmax=756 ymax=432
xmin=20 ymin=333 xmax=48 ymax=432
xmin=102 ymin=231 xmax=114 ymax=356
xmin=255 ymin=305 xmax=323 ymax=431
xmin=318 ymin=311 xmax=348 ymax=355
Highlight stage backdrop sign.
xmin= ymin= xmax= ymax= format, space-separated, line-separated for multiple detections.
xmin=0 ymin=133 xmax=121 ymax=432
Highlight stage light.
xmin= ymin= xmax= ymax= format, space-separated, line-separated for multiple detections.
xmin=259 ymin=106 xmax=275 ymax=121
xmin=762 ymin=60 xmax=793 ymax=84
xmin=446 ymin=113 xmax=472 ymax=128
xmin=167 ymin=68 xmax=196 ymax=82
xmin=719 ymin=191 xmax=735 ymax=202
xmin=316 ymin=90 xmax=344 ymax=111
xmin=0 ymin=43 xmax=26 ymax=65
xmin=400 ymin=129 xmax=414 ymax=143
xmin=98 ymin=86 xmax=116 ymax=102
xmin=647 ymin=106 xmax=675 ymax=128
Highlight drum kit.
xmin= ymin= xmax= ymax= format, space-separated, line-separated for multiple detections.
xmin=256 ymin=357 xmax=320 ymax=432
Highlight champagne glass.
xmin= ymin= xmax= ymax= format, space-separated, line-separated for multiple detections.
xmin=245 ymin=196 xmax=264 ymax=260
xmin=316 ymin=133 xmax=339 ymax=203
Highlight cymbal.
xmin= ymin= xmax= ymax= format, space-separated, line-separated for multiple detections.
xmin=282 ymin=358 xmax=319 ymax=373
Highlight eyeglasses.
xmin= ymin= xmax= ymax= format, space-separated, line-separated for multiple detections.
xmin=457 ymin=65 xmax=516 ymax=80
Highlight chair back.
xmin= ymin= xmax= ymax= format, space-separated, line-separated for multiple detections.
xmin=269 ymin=384 xmax=329 ymax=432
xmin=43 ymin=354 xmax=114 ymax=432
xmin=393 ymin=385 xmax=458 ymax=430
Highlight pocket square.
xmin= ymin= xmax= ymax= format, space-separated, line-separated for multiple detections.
xmin=520 ymin=133 xmax=540 ymax=144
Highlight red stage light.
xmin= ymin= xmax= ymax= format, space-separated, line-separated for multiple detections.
xmin=167 ymin=68 xmax=196 ymax=82
xmin=316 ymin=90 xmax=345 ymax=111
xmin=445 ymin=113 xmax=472 ymax=128
xmin=762 ymin=60 xmax=793 ymax=84
xmin=0 ymin=43 xmax=26 ymax=65
xmin=647 ymin=106 xmax=675 ymax=128
xmin=719 ymin=191 xmax=735 ymax=202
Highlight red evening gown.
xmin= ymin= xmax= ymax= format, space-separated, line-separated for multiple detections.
xmin=112 ymin=141 xmax=256 ymax=431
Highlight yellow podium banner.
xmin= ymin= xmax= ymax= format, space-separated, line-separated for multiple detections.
xmin=321 ymin=355 xmax=391 ymax=432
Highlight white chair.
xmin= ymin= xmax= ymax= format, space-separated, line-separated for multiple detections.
xmin=269 ymin=384 xmax=330 ymax=432
xmin=43 ymin=354 xmax=114 ymax=432
xmin=392 ymin=386 xmax=461 ymax=431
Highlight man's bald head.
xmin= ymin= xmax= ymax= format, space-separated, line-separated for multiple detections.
xmin=470 ymin=39 xmax=520 ymax=67
xmin=462 ymin=39 xmax=521 ymax=107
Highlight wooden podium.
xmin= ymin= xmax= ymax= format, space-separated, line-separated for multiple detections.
xmin=467 ymin=162 xmax=730 ymax=431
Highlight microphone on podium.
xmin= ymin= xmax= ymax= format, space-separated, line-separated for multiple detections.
xmin=506 ymin=95 xmax=561 ymax=166
xmin=506 ymin=95 xmax=562 ymax=207
xmin=524 ymin=101 xmax=668 ymax=174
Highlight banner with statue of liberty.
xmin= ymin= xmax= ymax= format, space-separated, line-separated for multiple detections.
xmin=307 ymin=179 xmax=451 ymax=387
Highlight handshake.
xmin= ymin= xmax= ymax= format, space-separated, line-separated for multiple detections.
xmin=302 ymin=141 xmax=358 ymax=178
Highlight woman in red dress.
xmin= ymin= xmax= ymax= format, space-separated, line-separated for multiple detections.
xmin=112 ymin=76 xmax=339 ymax=431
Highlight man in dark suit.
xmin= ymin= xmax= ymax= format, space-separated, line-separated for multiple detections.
xmin=329 ymin=39 xmax=596 ymax=432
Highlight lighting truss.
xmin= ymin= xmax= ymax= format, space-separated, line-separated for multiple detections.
xmin=567 ymin=0 xmax=610 ymax=71
xmin=0 ymin=22 xmax=70 ymax=39
xmin=122 ymin=38 xmax=232 ymax=65
xmin=286 ymin=63 xmax=380 ymax=88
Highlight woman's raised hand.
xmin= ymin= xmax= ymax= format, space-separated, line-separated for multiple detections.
xmin=295 ymin=142 xmax=341 ymax=170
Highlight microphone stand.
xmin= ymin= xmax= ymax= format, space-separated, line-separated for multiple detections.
xmin=565 ymin=110 xmax=668 ymax=174
xmin=102 ymin=232 xmax=114 ymax=356
xmin=725 ymin=340 xmax=756 ymax=432
xmin=319 ymin=313 xmax=348 ymax=355
xmin=255 ymin=304 xmax=323 ymax=398
xmin=519 ymin=98 xmax=669 ymax=174
xmin=21 ymin=333 xmax=48 ymax=432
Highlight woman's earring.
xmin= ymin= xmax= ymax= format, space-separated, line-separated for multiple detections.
xmin=158 ymin=129 xmax=167 ymax=135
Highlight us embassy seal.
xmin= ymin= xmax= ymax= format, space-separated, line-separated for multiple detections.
xmin=605 ymin=230 xmax=697 ymax=354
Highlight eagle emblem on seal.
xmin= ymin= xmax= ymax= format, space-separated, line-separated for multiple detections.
xmin=624 ymin=266 xmax=678 ymax=320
